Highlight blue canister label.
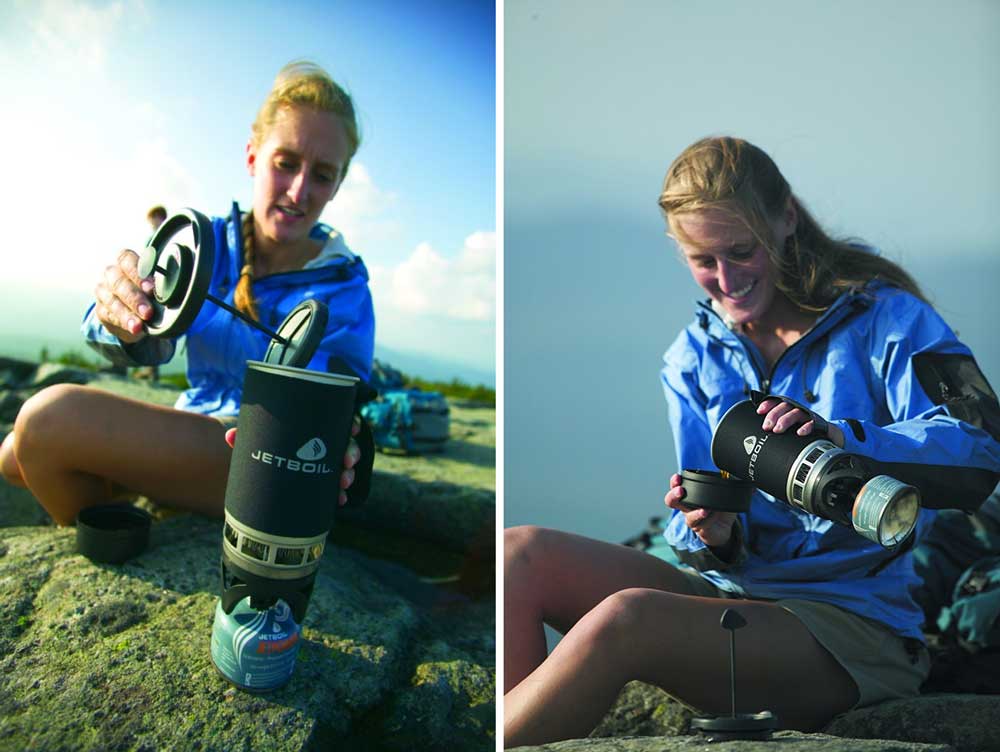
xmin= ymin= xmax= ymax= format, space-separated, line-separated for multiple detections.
xmin=210 ymin=597 xmax=301 ymax=691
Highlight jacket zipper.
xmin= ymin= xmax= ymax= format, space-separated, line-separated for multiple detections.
xmin=697 ymin=291 xmax=869 ymax=393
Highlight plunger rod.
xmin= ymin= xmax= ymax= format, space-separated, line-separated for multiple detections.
xmin=204 ymin=293 xmax=289 ymax=344
xmin=150 ymin=258 xmax=290 ymax=344
xmin=729 ymin=630 xmax=736 ymax=717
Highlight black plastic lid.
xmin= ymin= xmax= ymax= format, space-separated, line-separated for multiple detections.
xmin=679 ymin=469 xmax=754 ymax=512
xmin=76 ymin=504 xmax=152 ymax=564
xmin=691 ymin=711 xmax=778 ymax=741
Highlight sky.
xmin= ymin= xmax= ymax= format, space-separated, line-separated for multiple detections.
xmin=504 ymin=0 xmax=1000 ymax=543
xmin=0 ymin=0 xmax=496 ymax=384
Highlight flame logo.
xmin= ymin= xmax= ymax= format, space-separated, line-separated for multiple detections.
xmin=296 ymin=438 xmax=327 ymax=461
xmin=743 ymin=436 xmax=757 ymax=455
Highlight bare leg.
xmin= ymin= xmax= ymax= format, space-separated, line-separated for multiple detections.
xmin=503 ymin=587 xmax=858 ymax=747
xmin=8 ymin=384 xmax=231 ymax=525
xmin=503 ymin=526 xmax=859 ymax=746
xmin=504 ymin=526 xmax=711 ymax=692
xmin=0 ymin=432 xmax=26 ymax=487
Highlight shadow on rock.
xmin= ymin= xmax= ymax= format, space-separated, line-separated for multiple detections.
xmin=0 ymin=511 xmax=495 ymax=751
xmin=439 ymin=437 xmax=496 ymax=469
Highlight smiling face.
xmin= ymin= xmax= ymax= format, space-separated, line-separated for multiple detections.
xmin=674 ymin=204 xmax=796 ymax=327
xmin=246 ymin=104 xmax=350 ymax=250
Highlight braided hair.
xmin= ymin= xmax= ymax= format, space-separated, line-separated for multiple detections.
xmin=233 ymin=209 xmax=259 ymax=321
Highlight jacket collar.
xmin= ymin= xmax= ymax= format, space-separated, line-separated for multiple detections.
xmin=695 ymin=283 xmax=877 ymax=347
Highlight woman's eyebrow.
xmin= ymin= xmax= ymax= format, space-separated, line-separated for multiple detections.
xmin=273 ymin=147 xmax=343 ymax=173
xmin=684 ymin=240 xmax=751 ymax=259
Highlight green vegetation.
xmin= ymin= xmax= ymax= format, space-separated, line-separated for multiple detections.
xmin=39 ymin=347 xmax=102 ymax=371
xmin=401 ymin=374 xmax=495 ymax=407
xmin=157 ymin=372 xmax=190 ymax=389
xmin=38 ymin=348 xmax=491 ymax=405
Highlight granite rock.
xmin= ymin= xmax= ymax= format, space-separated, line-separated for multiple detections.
xmin=0 ymin=357 xmax=496 ymax=751
xmin=585 ymin=680 xmax=999 ymax=752
xmin=509 ymin=732 xmax=955 ymax=751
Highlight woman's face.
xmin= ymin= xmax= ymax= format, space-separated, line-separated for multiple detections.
xmin=246 ymin=105 xmax=351 ymax=248
xmin=674 ymin=206 xmax=795 ymax=326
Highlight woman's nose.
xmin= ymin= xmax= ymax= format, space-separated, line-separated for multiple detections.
xmin=287 ymin=169 xmax=310 ymax=203
xmin=716 ymin=261 xmax=737 ymax=294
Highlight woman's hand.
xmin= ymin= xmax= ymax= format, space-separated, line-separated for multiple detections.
xmin=224 ymin=416 xmax=363 ymax=506
xmin=663 ymin=472 xmax=736 ymax=548
xmin=94 ymin=249 xmax=156 ymax=343
xmin=755 ymin=396 xmax=844 ymax=447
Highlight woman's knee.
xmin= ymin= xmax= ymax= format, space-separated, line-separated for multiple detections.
xmin=504 ymin=525 xmax=547 ymax=572
xmin=13 ymin=384 xmax=92 ymax=462
xmin=569 ymin=588 xmax=668 ymax=665
xmin=592 ymin=588 xmax=664 ymax=633
xmin=1 ymin=431 xmax=23 ymax=485
xmin=505 ymin=526 xmax=569 ymax=608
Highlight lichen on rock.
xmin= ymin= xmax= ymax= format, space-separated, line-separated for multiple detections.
xmin=0 ymin=359 xmax=496 ymax=751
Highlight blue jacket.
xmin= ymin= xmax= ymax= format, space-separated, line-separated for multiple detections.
xmin=660 ymin=281 xmax=1000 ymax=640
xmin=83 ymin=207 xmax=375 ymax=419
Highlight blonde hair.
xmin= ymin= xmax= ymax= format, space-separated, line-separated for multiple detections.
xmin=235 ymin=60 xmax=361 ymax=321
xmin=658 ymin=136 xmax=927 ymax=312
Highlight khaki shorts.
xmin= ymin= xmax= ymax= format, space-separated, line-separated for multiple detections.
xmin=679 ymin=569 xmax=930 ymax=709
xmin=215 ymin=415 xmax=239 ymax=429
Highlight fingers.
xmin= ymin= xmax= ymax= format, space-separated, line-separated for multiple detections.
xmin=663 ymin=482 xmax=712 ymax=527
xmin=663 ymin=477 xmax=687 ymax=511
xmin=351 ymin=415 xmax=361 ymax=436
xmin=756 ymin=398 xmax=811 ymax=435
xmin=692 ymin=511 xmax=737 ymax=548
xmin=117 ymin=248 xmax=153 ymax=291
xmin=337 ymin=436 xmax=362 ymax=506
xmin=95 ymin=250 xmax=155 ymax=341
xmin=685 ymin=507 xmax=716 ymax=530
xmin=342 ymin=438 xmax=361 ymax=469
xmin=338 ymin=466 xmax=356 ymax=506
xmin=665 ymin=472 xmax=737 ymax=546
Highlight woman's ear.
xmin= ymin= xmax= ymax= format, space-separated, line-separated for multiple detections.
xmin=246 ymin=139 xmax=257 ymax=177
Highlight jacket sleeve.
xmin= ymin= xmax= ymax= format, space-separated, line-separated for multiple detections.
xmin=81 ymin=303 xmax=177 ymax=368
xmin=660 ymin=333 xmax=747 ymax=570
xmin=831 ymin=290 xmax=1000 ymax=511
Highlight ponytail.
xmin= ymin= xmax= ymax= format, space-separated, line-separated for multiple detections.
xmin=233 ymin=210 xmax=259 ymax=321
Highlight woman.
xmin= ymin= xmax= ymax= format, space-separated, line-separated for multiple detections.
xmin=504 ymin=136 xmax=1000 ymax=746
xmin=0 ymin=61 xmax=374 ymax=526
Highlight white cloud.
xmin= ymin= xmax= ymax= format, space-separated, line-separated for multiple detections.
xmin=25 ymin=0 xmax=145 ymax=78
xmin=319 ymin=162 xmax=399 ymax=254
xmin=0 ymin=0 xmax=199 ymax=293
xmin=370 ymin=232 xmax=496 ymax=323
